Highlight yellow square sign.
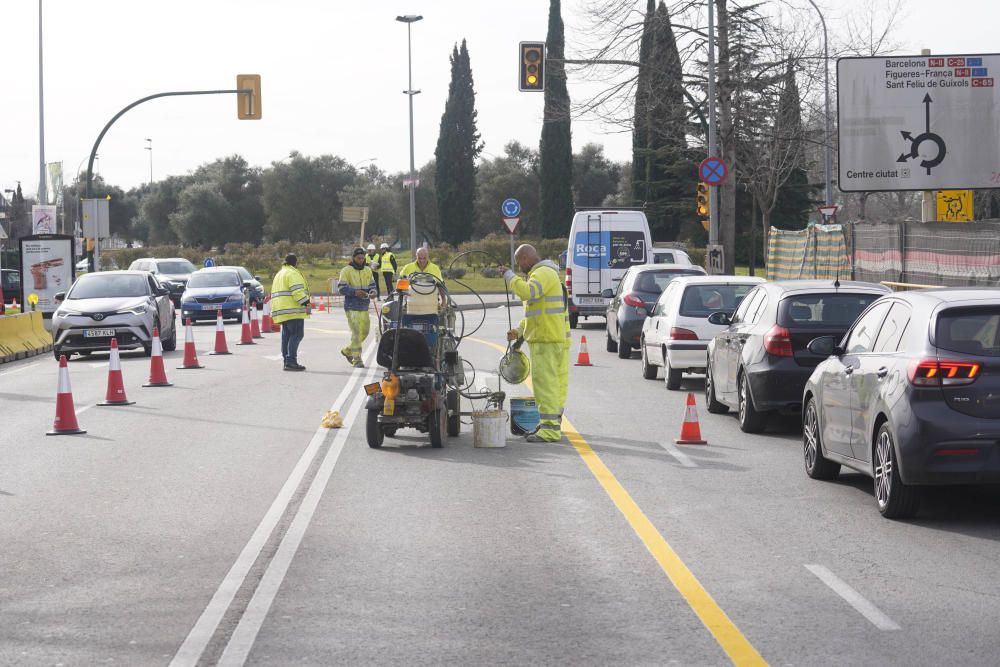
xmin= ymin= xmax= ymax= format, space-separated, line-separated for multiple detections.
xmin=936 ymin=190 xmax=973 ymax=222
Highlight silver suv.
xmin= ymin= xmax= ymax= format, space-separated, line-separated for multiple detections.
xmin=51 ymin=271 xmax=177 ymax=360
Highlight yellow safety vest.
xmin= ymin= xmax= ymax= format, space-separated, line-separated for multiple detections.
xmin=399 ymin=260 xmax=442 ymax=281
xmin=399 ymin=261 xmax=443 ymax=315
xmin=507 ymin=261 xmax=570 ymax=343
xmin=270 ymin=264 xmax=310 ymax=324
xmin=379 ymin=251 xmax=396 ymax=273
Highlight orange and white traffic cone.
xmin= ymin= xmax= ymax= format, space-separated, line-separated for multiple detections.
xmin=98 ymin=338 xmax=135 ymax=406
xmin=47 ymin=355 xmax=86 ymax=435
xmin=237 ymin=304 xmax=255 ymax=345
xmin=261 ymin=298 xmax=274 ymax=334
xmin=144 ymin=327 xmax=173 ymax=387
xmin=318 ymin=301 xmax=326 ymax=313
xmin=675 ymin=393 xmax=707 ymax=445
xmin=574 ymin=335 xmax=593 ymax=367
xmin=250 ymin=303 xmax=263 ymax=339
xmin=177 ymin=318 xmax=205 ymax=369
xmin=11 ymin=297 xmax=19 ymax=312
xmin=209 ymin=309 xmax=231 ymax=355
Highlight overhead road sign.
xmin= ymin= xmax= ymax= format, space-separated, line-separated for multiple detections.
xmin=699 ymin=157 xmax=728 ymax=185
xmin=837 ymin=53 xmax=1000 ymax=191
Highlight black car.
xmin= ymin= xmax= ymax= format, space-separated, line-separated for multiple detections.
xmin=218 ymin=265 xmax=265 ymax=307
xmin=705 ymin=280 xmax=890 ymax=433
xmin=604 ymin=264 xmax=705 ymax=359
xmin=128 ymin=257 xmax=197 ymax=307
xmin=803 ymin=289 xmax=1000 ymax=519
xmin=1 ymin=268 xmax=20 ymax=309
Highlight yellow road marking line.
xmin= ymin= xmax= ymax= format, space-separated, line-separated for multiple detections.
xmin=468 ymin=335 xmax=767 ymax=666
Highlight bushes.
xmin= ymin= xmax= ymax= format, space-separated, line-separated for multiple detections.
xmin=479 ymin=267 xmax=503 ymax=278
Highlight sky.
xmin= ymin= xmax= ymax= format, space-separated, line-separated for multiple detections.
xmin=0 ymin=0 xmax=995 ymax=200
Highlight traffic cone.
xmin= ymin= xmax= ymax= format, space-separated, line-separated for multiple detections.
xmin=209 ymin=309 xmax=231 ymax=355
xmin=177 ymin=319 xmax=205 ymax=369
xmin=47 ymin=355 xmax=86 ymax=435
xmin=144 ymin=327 xmax=173 ymax=387
xmin=675 ymin=393 xmax=707 ymax=445
xmin=574 ymin=335 xmax=593 ymax=367
xmin=250 ymin=303 xmax=263 ymax=339
xmin=318 ymin=301 xmax=326 ymax=313
xmin=98 ymin=339 xmax=135 ymax=406
xmin=261 ymin=298 xmax=274 ymax=333
xmin=11 ymin=297 xmax=19 ymax=312
xmin=237 ymin=304 xmax=255 ymax=345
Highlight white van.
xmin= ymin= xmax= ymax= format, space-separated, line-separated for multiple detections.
xmin=565 ymin=209 xmax=652 ymax=328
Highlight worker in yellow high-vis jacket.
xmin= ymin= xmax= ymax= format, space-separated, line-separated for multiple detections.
xmin=502 ymin=244 xmax=571 ymax=442
xmin=270 ymin=253 xmax=311 ymax=371
xmin=337 ymin=247 xmax=377 ymax=367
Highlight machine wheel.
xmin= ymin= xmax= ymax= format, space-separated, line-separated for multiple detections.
xmin=383 ymin=426 xmax=398 ymax=438
xmin=162 ymin=322 xmax=178 ymax=352
xmin=606 ymin=330 xmax=618 ymax=353
xmin=874 ymin=422 xmax=920 ymax=519
xmin=366 ymin=409 xmax=384 ymax=448
xmin=447 ymin=389 xmax=461 ymax=437
xmin=803 ymin=398 xmax=839 ymax=480
xmin=705 ymin=364 xmax=728 ymax=414
xmin=569 ymin=312 xmax=579 ymax=329
xmin=429 ymin=406 xmax=445 ymax=448
xmin=737 ymin=373 xmax=767 ymax=433
xmin=641 ymin=340 xmax=657 ymax=380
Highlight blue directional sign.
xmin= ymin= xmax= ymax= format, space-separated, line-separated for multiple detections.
xmin=699 ymin=157 xmax=728 ymax=186
xmin=501 ymin=198 xmax=521 ymax=218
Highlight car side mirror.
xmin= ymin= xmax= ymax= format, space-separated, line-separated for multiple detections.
xmin=601 ymin=288 xmax=614 ymax=299
xmin=807 ymin=336 xmax=841 ymax=357
xmin=55 ymin=292 xmax=65 ymax=302
xmin=243 ymin=280 xmax=253 ymax=288
xmin=707 ymin=311 xmax=731 ymax=326
xmin=155 ymin=287 xmax=170 ymax=297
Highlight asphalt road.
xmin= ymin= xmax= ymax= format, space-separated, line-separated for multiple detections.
xmin=2 ymin=305 xmax=1000 ymax=665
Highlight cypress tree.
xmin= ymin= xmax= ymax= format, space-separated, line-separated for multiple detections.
xmin=434 ymin=39 xmax=483 ymax=245
xmin=631 ymin=0 xmax=656 ymax=205
xmin=772 ymin=62 xmax=816 ymax=229
xmin=539 ymin=0 xmax=575 ymax=238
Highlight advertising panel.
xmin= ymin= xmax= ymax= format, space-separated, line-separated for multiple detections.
xmin=19 ymin=235 xmax=75 ymax=315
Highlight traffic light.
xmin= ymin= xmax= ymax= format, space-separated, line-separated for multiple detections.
xmin=519 ymin=42 xmax=545 ymax=92
xmin=696 ymin=182 xmax=710 ymax=218
xmin=237 ymin=74 xmax=262 ymax=120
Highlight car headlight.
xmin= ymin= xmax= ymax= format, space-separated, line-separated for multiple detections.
xmin=116 ymin=304 xmax=149 ymax=315
xmin=57 ymin=308 xmax=83 ymax=317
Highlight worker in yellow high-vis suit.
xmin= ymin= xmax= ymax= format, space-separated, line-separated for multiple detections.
xmin=502 ymin=244 xmax=571 ymax=442
xmin=337 ymin=247 xmax=377 ymax=367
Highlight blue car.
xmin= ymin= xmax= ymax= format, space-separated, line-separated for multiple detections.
xmin=179 ymin=268 xmax=249 ymax=322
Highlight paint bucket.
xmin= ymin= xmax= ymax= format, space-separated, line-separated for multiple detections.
xmin=510 ymin=396 xmax=539 ymax=436
xmin=473 ymin=410 xmax=507 ymax=448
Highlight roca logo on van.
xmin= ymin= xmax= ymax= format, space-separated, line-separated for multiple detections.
xmin=576 ymin=244 xmax=607 ymax=255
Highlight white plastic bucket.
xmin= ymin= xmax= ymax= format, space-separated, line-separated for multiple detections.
xmin=473 ymin=410 xmax=507 ymax=448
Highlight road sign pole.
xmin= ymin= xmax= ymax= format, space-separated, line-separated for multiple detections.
xmin=920 ymin=47 xmax=936 ymax=222
xmin=706 ymin=0 xmax=718 ymax=247
xmin=510 ymin=233 xmax=515 ymax=267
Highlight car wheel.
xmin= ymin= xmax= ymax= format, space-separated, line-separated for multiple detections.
xmin=429 ymin=406 xmax=445 ymax=448
xmin=641 ymin=340 xmax=657 ymax=380
xmin=569 ymin=312 xmax=578 ymax=329
xmin=617 ymin=334 xmax=631 ymax=359
xmin=873 ymin=422 xmax=920 ymax=519
xmin=366 ymin=409 xmax=384 ymax=448
xmin=447 ymin=389 xmax=461 ymax=437
xmin=606 ymin=329 xmax=618 ymax=353
xmin=803 ymin=398 xmax=839 ymax=479
xmin=705 ymin=363 xmax=728 ymax=414
xmin=737 ymin=373 xmax=767 ymax=433
xmin=664 ymin=352 xmax=682 ymax=390
xmin=162 ymin=322 xmax=178 ymax=352
xmin=54 ymin=348 xmax=70 ymax=361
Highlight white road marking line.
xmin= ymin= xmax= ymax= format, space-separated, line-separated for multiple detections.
xmin=0 ymin=360 xmax=43 ymax=377
xmin=76 ymin=404 xmax=95 ymax=416
xmin=805 ymin=564 xmax=901 ymax=631
xmin=170 ymin=342 xmax=376 ymax=667
xmin=659 ymin=442 xmax=698 ymax=468
xmin=218 ymin=363 xmax=378 ymax=666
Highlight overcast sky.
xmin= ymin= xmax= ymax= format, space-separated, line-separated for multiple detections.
xmin=1 ymin=0 xmax=993 ymax=199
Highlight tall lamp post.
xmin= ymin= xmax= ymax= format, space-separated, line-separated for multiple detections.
xmin=145 ymin=138 xmax=153 ymax=185
xmin=806 ymin=0 xmax=833 ymax=206
xmin=37 ymin=0 xmax=47 ymax=205
xmin=396 ymin=14 xmax=423 ymax=252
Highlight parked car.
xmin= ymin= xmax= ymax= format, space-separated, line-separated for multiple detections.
xmin=2 ymin=268 xmax=21 ymax=307
xmin=51 ymin=270 xmax=177 ymax=360
xmin=128 ymin=257 xmax=197 ymax=307
xmin=179 ymin=268 xmax=250 ymax=322
xmin=802 ymin=288 xmax=1000 ymax=519
xmin=217 ymin=265 xmax=265 ymax=307
xmin=705 ymin=280 xmax=890 ymax=433
xmin=604 ymin=264 xmax=706 ymax=359
xmin=641 ymin=276 xmax=765 ymax=388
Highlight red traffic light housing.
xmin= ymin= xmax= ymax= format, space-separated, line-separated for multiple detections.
xmin=696 ymin=182 xmax=710 ymax=218
xmin=519 ymin=42 xmax=545 ymax=92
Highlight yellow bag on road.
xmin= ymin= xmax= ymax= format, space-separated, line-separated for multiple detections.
xmin=321 ymin=410 xmax=343 ymax=428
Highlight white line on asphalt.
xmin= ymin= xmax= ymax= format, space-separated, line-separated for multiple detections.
xmin=0 ymin=360 xmax=43 ymax=377
xmin=76 ymin=404 xmax=95 ymax=417
xmin=169 ymin=342 xmax=376 ymax=667
xmin=805 ymin=564 xmax=901 ymax=631
xmin=659 ymin=442 xmax=698 ymax=468
xmin=218 ymin=362 xmax=378 ymax=666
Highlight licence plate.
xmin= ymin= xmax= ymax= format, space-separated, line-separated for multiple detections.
xmin=578 ymin=296 xmax=606 ymax=306
xmin=384 ymin=398 xmax=395 ymax=416
xmin=84 ymin=329 xmax=115 ymax=338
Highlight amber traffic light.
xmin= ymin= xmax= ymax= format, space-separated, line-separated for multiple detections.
xmin=696 ymin=182 xmax=710 ymax=218
xmin=237 ymin=74 xmax=262 ymax=120
xmin=519 ymin=42 xmax=545 ymax=92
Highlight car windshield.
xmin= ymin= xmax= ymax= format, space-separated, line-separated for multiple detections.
xmin=778 ymin=293 xmax=880 ymax=328
xmin=223 ymin=267 xmax=253 ymax=281
xmin=634 ymin=270 xmax=703 ymax=294
xmin=68 ymin=274 xmax=149 ymax=299
xmin=158 ymin=260 xmax=195 ymax=274
xmin=679 ymin=284 xmax=755 ymax=317
xmin=937 ymin=307 xmax=1000 ymax=357
xmin=652 ymin=253 xmax=674 ymax=264
xmin=188 ymin=271 xmax=241 ymax=288
xmin=2 ymin=271 xmax=20 ymax=289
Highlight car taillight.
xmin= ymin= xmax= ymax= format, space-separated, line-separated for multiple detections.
xmin=908 ymin=360 xmax=980 ymax=386
xmin=669 ymin=327 xmax=698 ymax=341
xmin=565 ymin=267 xmax=572 ymax=295
xmin=764 ymin=325 xmax=793 ymax=357
xmin=623 ymin=293 xmax=644 ymax=309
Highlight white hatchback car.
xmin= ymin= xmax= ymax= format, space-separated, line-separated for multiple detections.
xmin=640 ymin=275 xmax=765 ymax=389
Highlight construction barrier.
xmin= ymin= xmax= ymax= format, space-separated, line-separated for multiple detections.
xmin=766 ymin=224 xmax=850 ymax=281
xmin=0 ymin=311 xmax=53 ymax=363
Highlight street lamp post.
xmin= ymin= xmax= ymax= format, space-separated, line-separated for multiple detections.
xmin=145 ymin=138 xmax=153 ymax=185
xmin=396 ymin=14 xmax=423 ymax=253
xmin=37 ymin=0 xmax=47 ymax=205
xmin=806 ymin=0 xmax=833 ymax=206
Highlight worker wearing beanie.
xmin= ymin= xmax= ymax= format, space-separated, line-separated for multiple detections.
xmin=337 ymin=247 xmax=377 ymax=367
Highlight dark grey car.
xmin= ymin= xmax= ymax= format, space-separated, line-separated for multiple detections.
xmin=128 ymin=257 xmax=196 ymax=307
xmin=604 ymin=264 xmax=705 ymax=359
xmin=802 ymin=289 xmax=1000 ymax=519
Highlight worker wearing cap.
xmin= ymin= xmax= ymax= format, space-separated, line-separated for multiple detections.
xmin=365 ymin=244 xmax=381 ymax=298
xmin=270 ymin=253 xmax=311 ymax=371
xmin=501 ymin=244 xmax=570 ymax=442
xmin=378 ymin=242 xmax=397 ymax=297
xmin=337 ymin=248 xmax=377 ymax=367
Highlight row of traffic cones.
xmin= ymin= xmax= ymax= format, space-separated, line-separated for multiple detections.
xmin=47 ymin=301 xmax=277 ymax=436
